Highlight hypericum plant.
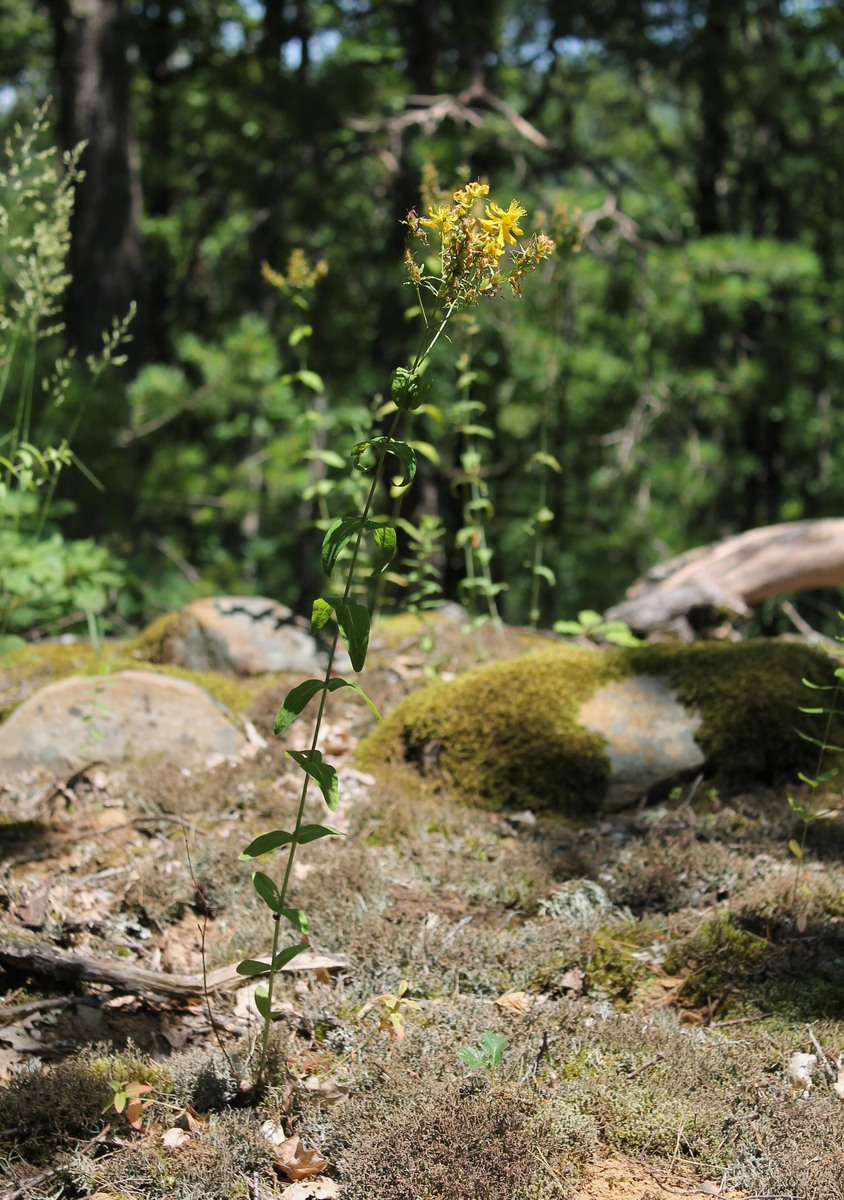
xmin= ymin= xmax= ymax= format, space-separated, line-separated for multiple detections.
xmin=237 ymin=180 xmax=554 ymax=1088
xmin=449 ymin=324 xmax=505 ymax=631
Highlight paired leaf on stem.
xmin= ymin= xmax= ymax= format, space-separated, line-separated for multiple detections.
xmin=274 ymin=676 xmax=380 ymax=735
xmin=321 ymin=515 xmax=398 ymax=579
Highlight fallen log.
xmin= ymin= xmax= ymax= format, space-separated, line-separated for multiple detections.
xmin=606 ymin=518 xmax=844 ymax=638
xmin=0 ymin=938 xmax=347 ymax=1001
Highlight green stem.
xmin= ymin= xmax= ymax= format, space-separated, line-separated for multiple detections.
xmin=254 ymin=409 xmax=403 ymax=1088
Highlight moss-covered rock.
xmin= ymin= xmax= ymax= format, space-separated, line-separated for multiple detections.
xmin=357 ymin=640 xmax=843 ymax=815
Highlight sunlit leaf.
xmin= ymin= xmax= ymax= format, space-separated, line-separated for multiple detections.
xmin=287 ymin=748 xmax=340 ymax=810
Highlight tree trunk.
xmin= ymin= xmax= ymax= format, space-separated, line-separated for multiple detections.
xmin=606 ymin=519 xmax=844 ymax=638
xmin=48 ymin=0 xmax=146 ymax=370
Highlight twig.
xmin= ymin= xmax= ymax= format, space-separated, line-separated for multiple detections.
xmin=181 ymin=820 xmax=238 ymax=1079
xmin=518 ymin=1031 xmax=549 ymax=1085
xmin=626 ymin=1051 xmax=665 ymax=1079
xmin=2 ymin=1130 xmax=113 ymax=1199
xmin=782 ymin=600 xmax=840 ymax=652
xmin=709 ymin=1012 xmax=772 ymax=1028
xmin=806 ymin=1022 xmax=838 ymax=1079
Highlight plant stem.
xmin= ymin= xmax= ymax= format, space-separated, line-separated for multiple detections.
xmin=255 ymin=409 xmax=402 ymax=1087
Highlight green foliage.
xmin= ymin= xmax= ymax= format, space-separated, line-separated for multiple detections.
xmin=0 ymin=105 xmax=129 ymax=643
xmin=457 ymin=1030 xmax=508 ymax=1086
xmin=554 ymin=609 xmax=641 ymax=647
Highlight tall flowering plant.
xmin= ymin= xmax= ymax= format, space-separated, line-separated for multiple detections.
xmin=240 ymin=183 xmax=553 ymax=1087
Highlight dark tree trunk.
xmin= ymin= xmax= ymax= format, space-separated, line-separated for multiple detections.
xmin=48 ymin=0 xmax=146 ymax=371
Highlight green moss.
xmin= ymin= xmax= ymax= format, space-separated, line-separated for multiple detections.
xmin=357 ymin=639 xmax=842 ymax=814
xmin=627 ymin=640 xmax=842 ymax=786
xmin=667 ymin=908 xmax=844 ymax=1019
xmin=357 ymin=645 xmax=622 ymax=814
xmin=0 ymin=632 xmax=263 ymax=720
xmin=124 ymin=610 xmax=181 ymax=661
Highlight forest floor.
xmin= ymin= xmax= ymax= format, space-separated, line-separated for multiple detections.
xmin=3 ymin=619 xmax=844 ymax=1199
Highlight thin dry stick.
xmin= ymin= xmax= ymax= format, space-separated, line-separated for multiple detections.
xmin=181 ymin=820 xmax=238 ymax=1078
xmin=806 ymin=1022 xmax=837 ymax=1079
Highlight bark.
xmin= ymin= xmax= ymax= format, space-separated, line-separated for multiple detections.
xmin=48 ymin=0 xmax=146 ymax=370
xmin=606 ymin=519 xmax=844 ymax=637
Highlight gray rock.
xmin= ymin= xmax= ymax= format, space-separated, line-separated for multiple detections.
xmin=163 ymin=596 xmax=343 ymax=675
xmin=579 ymin=675 xmax=705 ymax=810
xmin=0 ymin=670 xmax=247 ymax=774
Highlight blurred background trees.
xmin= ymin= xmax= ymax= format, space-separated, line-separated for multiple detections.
xmin=1 ymin=0 xmax=843 ymax=635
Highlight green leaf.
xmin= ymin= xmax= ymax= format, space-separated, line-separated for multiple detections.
xmin=788 ymin=838 xmax=803 ymax=860
xmin=275 ymin=676 xmax=380 ymax=733
xmin=457 ymin=1047 xmax=486 ymax=1070
xmin=333 ymin=598 xmax=370 ymax=671
xmin=311 ymin=596 xmax=334 ymax=632
xmin=479 ymin=1030 xmax=507 ymax=1066
xmin=577 ymin=610 xmax=603 ymax=628
xmin=390 ymin=366 xmax=431 ymax=412
xmin=240 ymin=822 xmax=343 ymax=859
xmin=274 ymin=678 xmax=328 ymax=735
xmin=296 ymin=368 xmax=324 ymax=392
xmin=527 ymin=451 xmax=562 ymax=473
xmin=252 ymin=870 xmax=283 ymax=912
xmin=296 ymin=822 xmax=343 ymax=844
xmin=553 ymin=620 xmax=582 ymax=635
xmin=788 ymin=791 xmax=811 ymax=816
xmin=279 ymin=907 xmax=309 ymax=933
xmin=351 ymin=437 xmax=417 ymax=487
xmin=289 ymin=324 xmax=313 ymax=347
xmin=531 ymin=564 xmax=556 ymax=585
xmin=796 ymin=730 xmax=844 ymax=753
xmin=800 ymin=678 xmax=837 ymax=691
xmin=322 ymin=516 xmax=366 ymax=576
xmin=254 ymin=986 xmax=272 ymax=1019
xmin=272 ymin=943 xmax=307 ymax=971
xmin=369 ymin=524 xmax=397 ymax=577
xmin=325 ymin=676 xmax=381 ymax=720
xmin=287 ymin=748 xmax=340 ymax=811
xmin=237 ymin=958 xmax=272 ymax=976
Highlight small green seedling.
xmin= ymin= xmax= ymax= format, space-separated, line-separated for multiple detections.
xmin=457 ymin=1030 xmax=508 ymax=1086
xmin=553 ymin=609 xmax=641 ymax=647
xmin=103 ymin=1079 xmax=154 ymax=1131
xmin=374 ymin=980 xmax=422 ymax=1041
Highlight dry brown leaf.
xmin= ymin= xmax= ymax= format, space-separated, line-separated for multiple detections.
xmin=495 ymin=990 xmax=532 ymax=1015
xmin=280 ymin=1176 xmax=341 ymax=1199
xmin=273 ymin=1133 xmax=329 ymax=1181
xmin=559 ymin=968 xmax=584 ymax=994
xmin=301 ymin=1076 xmax=350 ymax=1106
xmin=175 ymin=1108 xmax=201 ymax=1133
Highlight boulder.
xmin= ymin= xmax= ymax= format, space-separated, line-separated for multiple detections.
xmin=357 ymin=641 xmax=842 ymax=815
xmin=0 ymin=670 xmax=247 ymax=774
xmin=151 ymin=596 xmax=347 ymax=676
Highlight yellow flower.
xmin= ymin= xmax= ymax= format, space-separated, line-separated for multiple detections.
xmin=452 ymin=181 xmax=489 ymax=209
xmin=479 ymin=199 xmax=527 ymax=248
xmin=419 ymin=203 xmax=455 ymax=235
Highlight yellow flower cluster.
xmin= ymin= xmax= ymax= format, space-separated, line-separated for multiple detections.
xmin=262 ymin=249 xmax=328 ymax=293
xmin=405 ymin=180 xmax=554 ymax=307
